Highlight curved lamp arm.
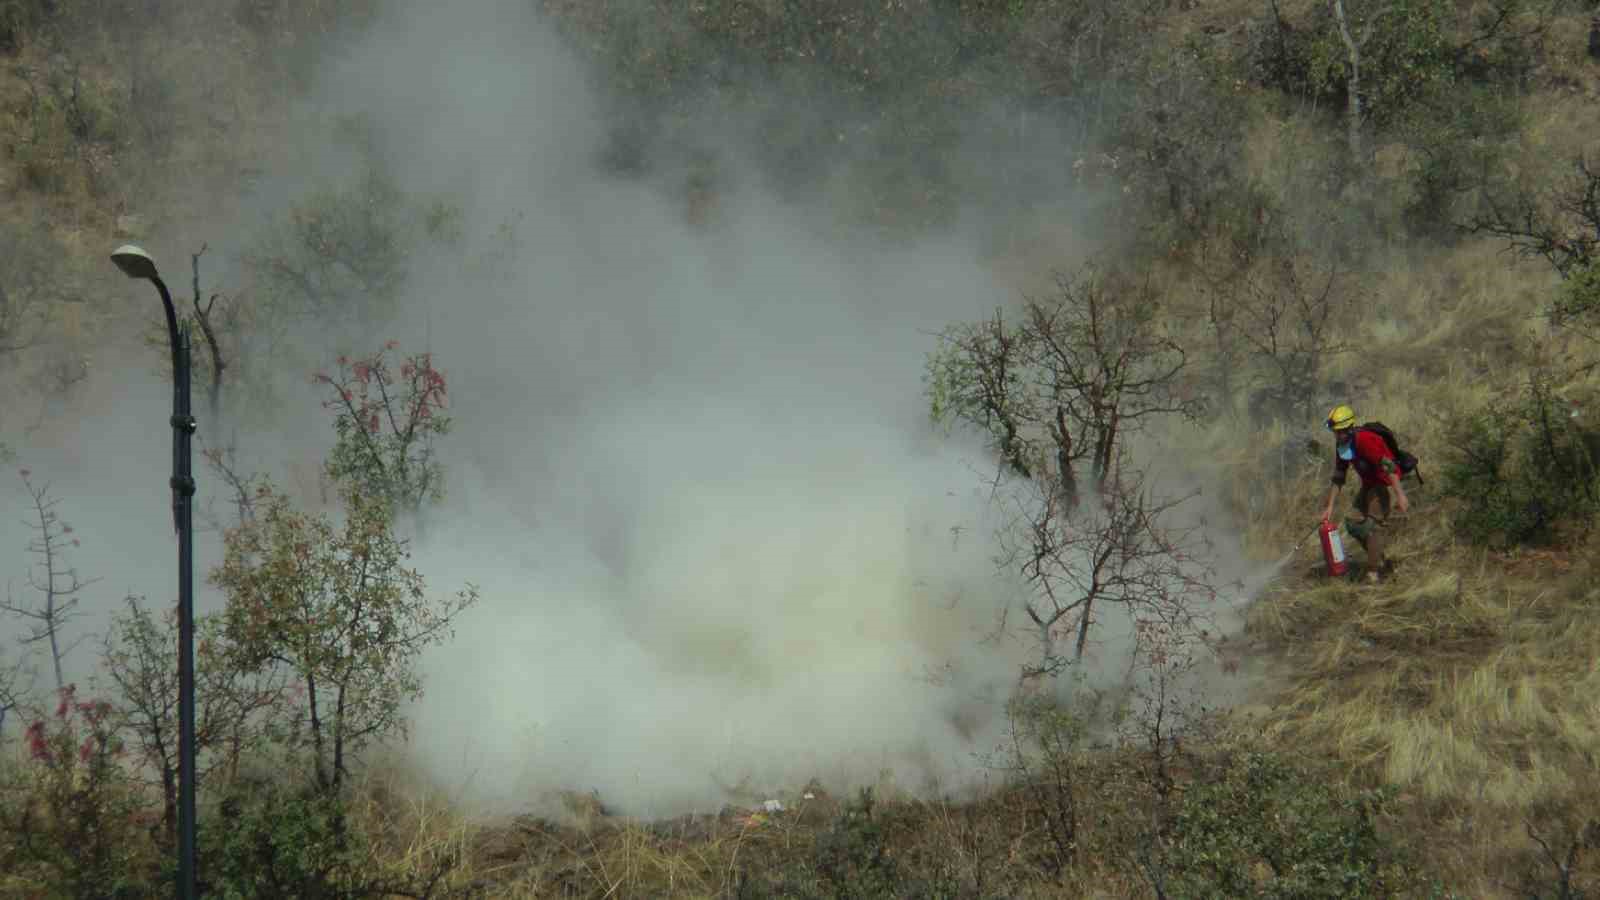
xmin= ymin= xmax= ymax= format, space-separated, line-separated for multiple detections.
xmin=111 ymin=244 xmax=179 ymax=365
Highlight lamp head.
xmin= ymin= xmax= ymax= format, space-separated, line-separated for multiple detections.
xmin=110 ymin=244 xmax=160 ymax=281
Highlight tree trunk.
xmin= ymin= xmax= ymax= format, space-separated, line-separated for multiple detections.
xmin=190 ymin=250 xmax=226 ymax=425
xmin=306 ymin=674 xmax=327 ymax=790
xmin=1331 ymin=0 xmax=1364 ymax=164
xmin=1074 ymin=601 xmax=1093 ymax=661
xmin=1054 ymin=406 xmax=1079 ymax=511
xmin=44 ymin=540 xmax=63 ymax=693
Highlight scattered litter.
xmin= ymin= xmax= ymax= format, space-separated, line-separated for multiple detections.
xmin=763 ymin=799 xmax=785 ymax=813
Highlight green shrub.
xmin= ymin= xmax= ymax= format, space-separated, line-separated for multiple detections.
xmin=1441 ymin=373 xmax=1600 ymax=546
xmin=0 ymin=686 xmax=159 ymax=899
xmin=1551 ymin=260 xmax=1600 ymax=338
xmin=0 ymin=0 xmax=42 ymax=54
xmin=1152 ymin=751 xmax=1412 ymax=898
xmin=1398 ymin=84 xmax=1523 ymax=241
xmin=737 ymin=788 xmax=963 ymax=900
xmin=201 ymin=779 xmax=377 ymax=899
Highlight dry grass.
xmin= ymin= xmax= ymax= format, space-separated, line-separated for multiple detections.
xmin=347 ymin=759 xmax=1180 ymax=898
xmin=1230 ymin=443 xmax=1600 ymax=894
xmin=1170 ymin=159 xmax=1600 ymax=889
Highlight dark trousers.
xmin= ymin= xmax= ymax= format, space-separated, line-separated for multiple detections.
xmin=1348 ymin=483 xmax=1392 ymax=570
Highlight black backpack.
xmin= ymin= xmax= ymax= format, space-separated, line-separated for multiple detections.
xmin=1360 ymin=421 xmax=1424 ymax=484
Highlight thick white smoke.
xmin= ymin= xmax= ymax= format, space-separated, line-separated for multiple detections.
xmin=295 ymin=0 xmax=1041 ymax=816
xmin=0 ymin=0 xmax=1269 ymax=820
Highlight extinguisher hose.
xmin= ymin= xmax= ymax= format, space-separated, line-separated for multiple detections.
xmin=1290 ymin=521 xmax=1322 ymax=556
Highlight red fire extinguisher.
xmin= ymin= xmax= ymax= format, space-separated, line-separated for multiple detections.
xmin=1319 ymin=518 xmax=1348 ymax=577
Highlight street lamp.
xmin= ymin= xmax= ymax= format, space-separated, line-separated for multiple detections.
xmin=111 ymin=244 xmax=197 ymax=900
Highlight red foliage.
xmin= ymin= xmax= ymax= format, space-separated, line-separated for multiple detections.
xmin=26 ymin=720 xmax=48 ymax=762
xmin=315 ymin=342 xmax=450 ymax=446
xmin=27 ymin=685 xmax=119 ymax=770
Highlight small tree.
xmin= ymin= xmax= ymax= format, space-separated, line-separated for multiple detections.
xmin=243 ymin=164 xmax=411 ymax=333
xmin=928 ymin=264 xmax=1202 ymax=509
xmin=1118 ymin=614 xmax=1215 ymax=835
xmin=1000 ymin=463 xmax=1217 ymax=681
xmin=101 ymin=596 xmax=287 ymax=843
xmin=1323 ymin=0 xmax=1456 ymax=166
xmin=199 ymin=436 xmax=266 ymax=531
xmin=210 ymin=483 xmax=477 ymax=793
xmin=927 ymin=306 xmax=1034 ymax=481
xmin=2 ymin=469 xmax=95 ymax=693
xmin=1251 ymin=0 xmax=1529 ymax=169
xmin=315 ymin=341 xmax=451 ymax=514
xmin=1207 ymin=255 xmax=1356 ymax=426
xmin=996 ymin=684 xmax=1107 ymax=876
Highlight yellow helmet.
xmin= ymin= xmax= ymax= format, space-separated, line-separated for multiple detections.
xmin=1326 ymin=404 xmax=1357 ymax=431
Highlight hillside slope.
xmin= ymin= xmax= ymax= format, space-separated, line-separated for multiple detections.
xmin=2 ymin=1 xmax=1600 ymax=897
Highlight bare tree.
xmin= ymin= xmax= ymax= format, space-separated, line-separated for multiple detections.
xmin=1510 ymin=817 xmax=1598 ymax=900
xmin=1468 ymin=153 xmax=1600 ymax=280
xmin=0 ymin=224 xmax=62 ymax=363
xmin=928 ymin=263 xmax=1203 ymax=510
xmin=189 ymin=244 xmax=230 ymax=422
xmin=198 ymin=435 xmax=264 ymax=531
xmin=1228 ymin=256 xmax=1355 ymax=426
xmin=143 ymin=244 xmax=241 ymax=426
xmin=0 ymin=649 xmax=31 ymax=739
xmin=1029 ymin=270 xmax=1201 ymax=502
xmin=998 ymin=464 xmax=1216 ymax=682
xmin=2 ymin=469 xmax=96 ymax=693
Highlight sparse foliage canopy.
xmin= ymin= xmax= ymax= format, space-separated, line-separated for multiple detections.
xmin=210 ymin=484 xmax=478 ymax=792
xmin=928 ymin=264 xmax=1202 ymax=507
xmin=315 ymin=341 xmax=451 ymax=513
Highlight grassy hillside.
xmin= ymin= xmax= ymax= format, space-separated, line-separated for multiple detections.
xmin=3 ymin=0 xmax=1600 ymax=897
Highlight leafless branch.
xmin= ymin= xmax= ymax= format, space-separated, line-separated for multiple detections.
xmin=1466 ymin=154 xmax=1600 ymax=279
xmin=2 ymin=471 xmax=95 ymax=693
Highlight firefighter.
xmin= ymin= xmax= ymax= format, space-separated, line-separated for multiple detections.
xmin=1318 ymin=405 xmax=1410 ymax=583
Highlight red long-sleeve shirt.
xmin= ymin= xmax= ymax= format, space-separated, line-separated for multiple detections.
xmin=1331 ymin=429 xmax=1398 ymax=488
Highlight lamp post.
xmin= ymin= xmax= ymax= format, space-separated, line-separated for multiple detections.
xmin=111 ymin=244 xmax=197 ymax=900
